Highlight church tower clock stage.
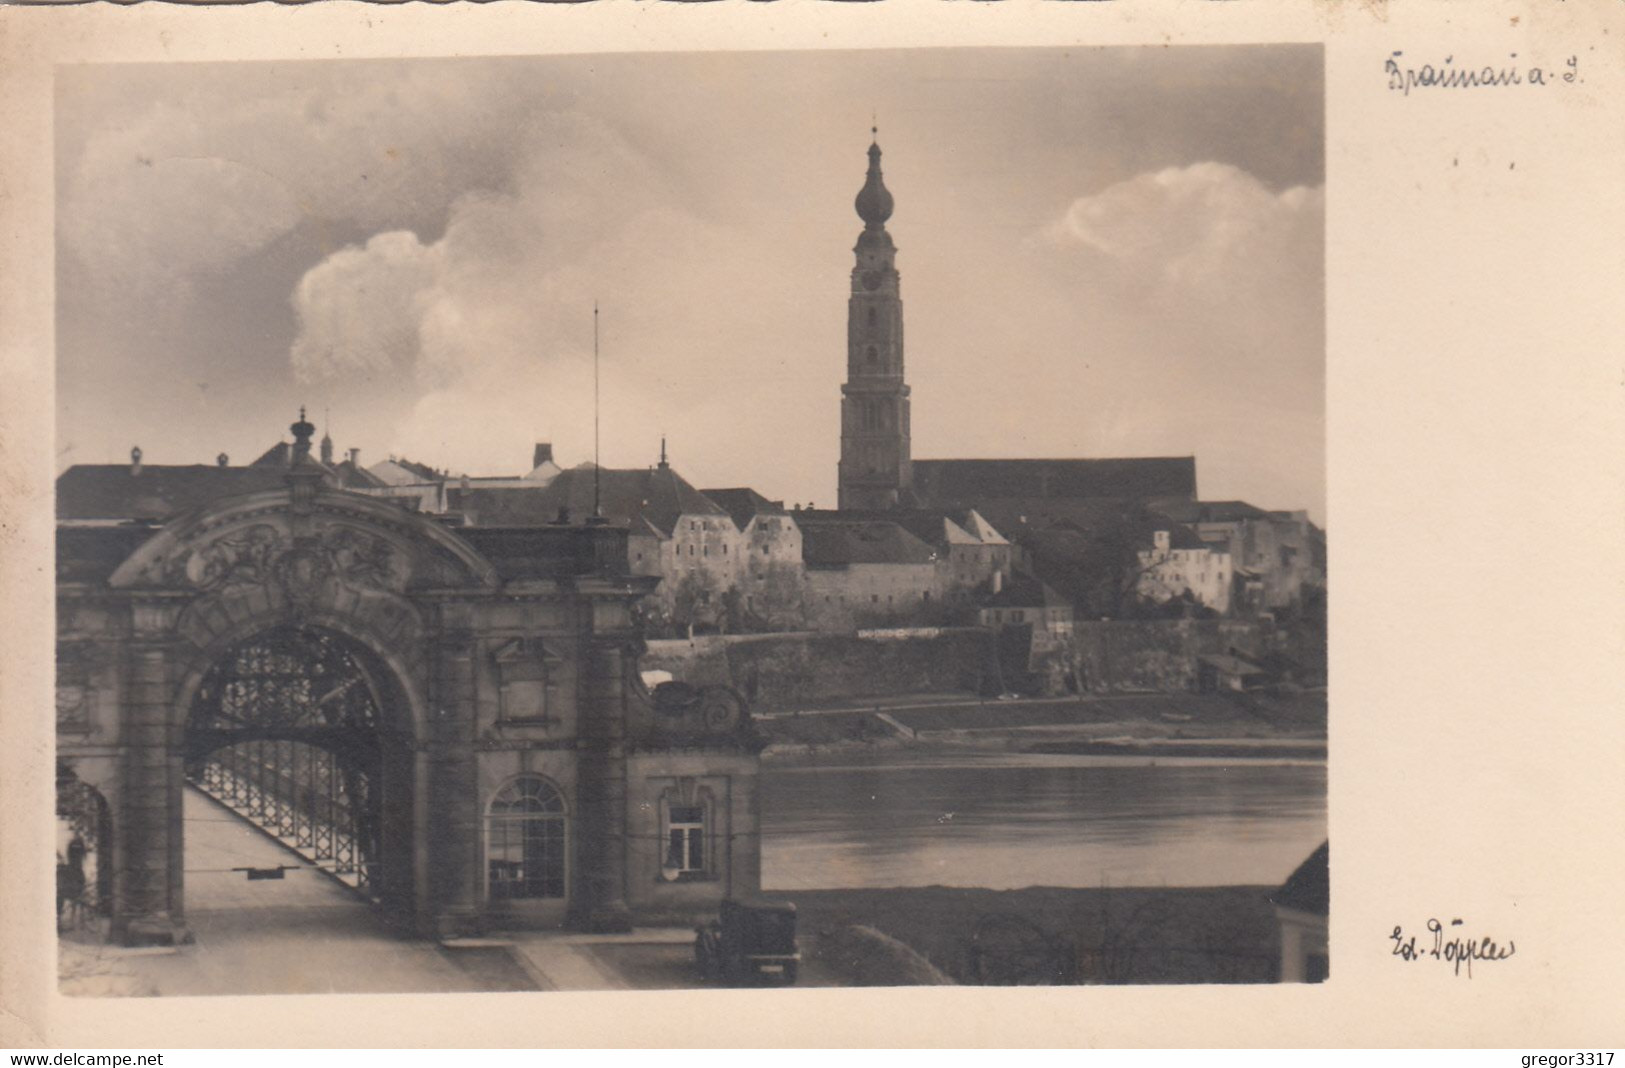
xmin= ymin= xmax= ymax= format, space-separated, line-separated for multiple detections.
xmin=837 ymin=131 xmax=913 ymax=511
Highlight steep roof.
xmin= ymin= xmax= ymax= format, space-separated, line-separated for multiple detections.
xmin=912 ymin=457 xmax=1197 ymax=506
xmin=700 ymin=488 xmax=788 ymax=532
xmin=1271 ymin=841 xmax=1329 ymax=916
xmin=954 ymin=509 xmax=1009 ymax=546
xmin=983 ymin=570 xmax=1069 ymax=609
xmin=250 ymin=442 xmax=292 ymax=468
xmin=56 ymin=464 xmax=288 ymax=522
xmin=456 ymin=525 xmax=633 ymax=582
xmin=1150 ymin=525 xmax=1209 ymax=551
xmin=57 ymin=525 xmax=161 ymax=584
xmin=795 ymin=507 xmax=1007 ymax=549
xmin=449 ymin=464 xmax=726 ymax=536
xmin=331 ymin=459 xmax=388 ymax=490
xmin=799 ymin=519 xmax=937 ymax=567
xmin=368 ymin=457 xmax=444 ymax=486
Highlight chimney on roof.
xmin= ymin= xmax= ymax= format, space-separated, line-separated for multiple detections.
xmin=130 ymin=446 xmax=143 ymax=476
xmin=348 ymin=447 xmax=360 ymax=466
xmin=657 ymin=437 xmax=669 ymax=471
xmin=216 ymin=452 xmax=229 ymax=467
xmin=533 ymin=443 xmax=553 ymax=468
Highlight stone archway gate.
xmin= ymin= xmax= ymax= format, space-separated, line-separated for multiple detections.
xmin=56 ymin=458 xmax=652 ymax=945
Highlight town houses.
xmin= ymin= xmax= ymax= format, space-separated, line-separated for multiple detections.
xmin=58 ymin=133 xmax=1323 ymax=649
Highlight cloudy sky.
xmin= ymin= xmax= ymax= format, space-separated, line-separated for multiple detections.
xmin=56 ymin=46 xmax=1324 ymax=520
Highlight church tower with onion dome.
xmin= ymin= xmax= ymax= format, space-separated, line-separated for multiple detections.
xmin=837 ymin=130 xmax=913 ymax=511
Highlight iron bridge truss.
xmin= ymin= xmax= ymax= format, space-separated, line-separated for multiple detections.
xmin=184 ymin=625 xmax=386 ymax=894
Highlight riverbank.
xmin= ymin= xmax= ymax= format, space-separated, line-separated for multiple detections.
xmin=784 ymin=884 xmax=1285 ymax=985
xmin=758 ymin=689 xmax=1326 ymax=763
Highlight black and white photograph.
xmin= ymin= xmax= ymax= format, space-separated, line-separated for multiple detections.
xmin=47 ymin=44 xmax=1330 ymax=997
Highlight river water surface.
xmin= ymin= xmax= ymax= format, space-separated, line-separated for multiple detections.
xmin=760 ymin=753 xmax=1326 ymax=891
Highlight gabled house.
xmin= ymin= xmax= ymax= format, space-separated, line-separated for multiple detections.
xmin=978 ymin=570 xmax=1073 ymax=634
xmin=1150 ymin=500 xmax=1323 ymax=611
xmin=1271 ymin=841 xmax=1329 ymax=983
xmin=796 ymin=506 xmax=1013 ymax=610
xmin=700 ymin=488 xmax=806 ymax=630
xmin=798 ymin=518 xmax=939 ymax=631
xmin=1137 ymin=526 xmax=1233 ymax=615
xmin=447 ymin=452 xmax=743 ymax=633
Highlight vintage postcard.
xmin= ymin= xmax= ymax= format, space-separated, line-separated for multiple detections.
xmin=1 ymin=0 xmax=1621 ymax=1049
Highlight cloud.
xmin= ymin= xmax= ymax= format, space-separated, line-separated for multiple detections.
xmin=57 ymin=64 xmax=541 ymax=302
xmin=1025 ymin=162 xmax=1325 ymax=514
xmin=60 ymin=102 xmax=306 ymax=299
xmin=56 ymin=59 xmax=1326 ymax=520
xmin=1046 ymin=162 xmax=1322 ymax=293
xmin=289 ymin=231 xmax=438 ymax=382
xmin=283 ymin=110 xmax=795 ymax=477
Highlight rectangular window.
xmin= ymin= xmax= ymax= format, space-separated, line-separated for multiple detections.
xmin=667 ymin=804 xmax=705 ymax=875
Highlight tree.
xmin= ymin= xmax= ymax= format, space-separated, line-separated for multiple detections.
xmin=1017 ymin=505 xmax=1166 ymax=620
xmin=669 ymin=571 xmax=727 ymax=637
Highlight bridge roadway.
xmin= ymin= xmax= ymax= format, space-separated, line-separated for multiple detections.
xmin=87 ymin=787 xmax=498 ymax=996
xmin=74 ymin=788 xmax=831 ymax=996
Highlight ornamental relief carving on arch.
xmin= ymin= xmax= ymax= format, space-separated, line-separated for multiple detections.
xmin=165 ymin=521 xmax=411 ymax=598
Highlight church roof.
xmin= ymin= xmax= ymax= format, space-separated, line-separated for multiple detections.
xmin=1152 ymin=499 xmax=1271 ymax=524
xmin=911 ymin=457 xmax=1198 ymax=507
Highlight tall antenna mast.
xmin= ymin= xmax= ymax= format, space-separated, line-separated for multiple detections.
xmin=593 ymin=300 xmax=601 ymax=519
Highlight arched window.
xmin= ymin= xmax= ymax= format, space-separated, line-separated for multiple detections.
xmin=487 ymin=776 xmax=567 ymax=900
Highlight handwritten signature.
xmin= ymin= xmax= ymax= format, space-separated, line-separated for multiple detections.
xmin=1391 ymin=918 xmax=1515 ymax=977
xmin=1386 ymin=52 xmax=1581 ymax=96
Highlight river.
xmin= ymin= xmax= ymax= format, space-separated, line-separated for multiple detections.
xmin=759 ymin=752 xmax=1326 ymax=891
